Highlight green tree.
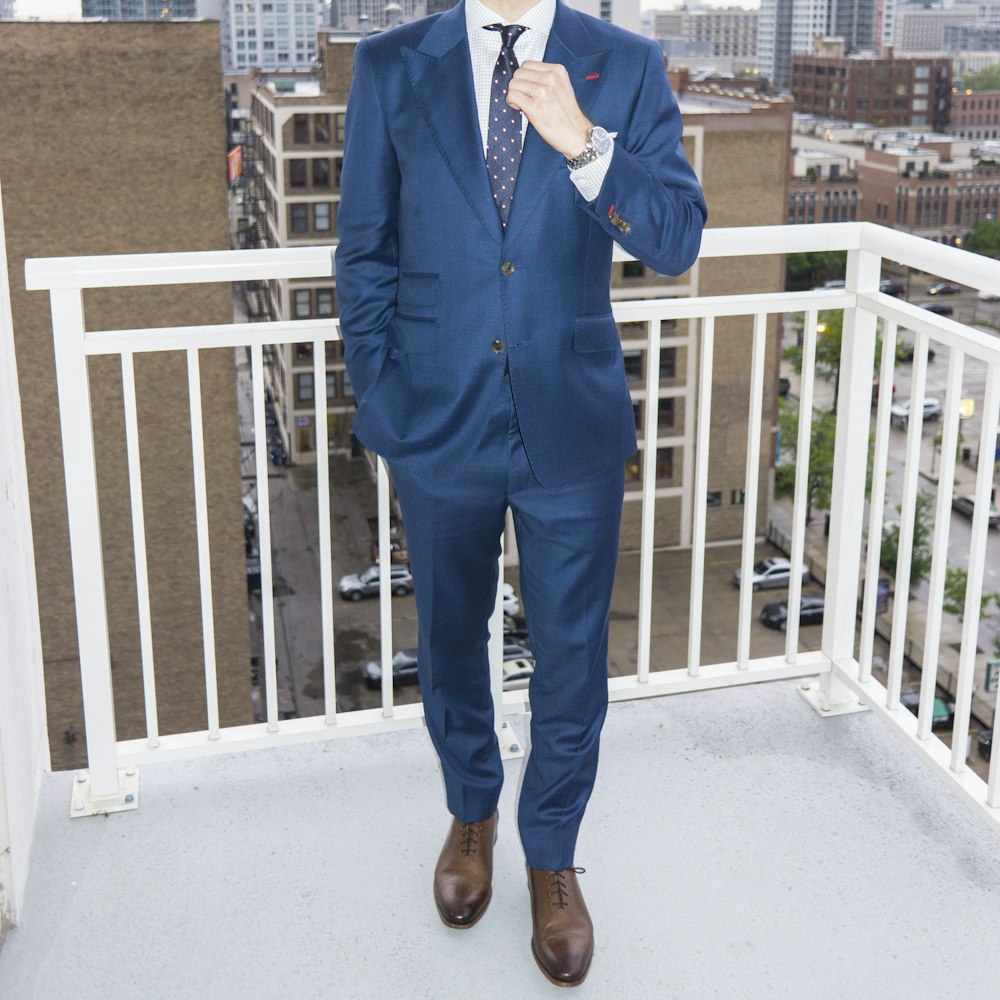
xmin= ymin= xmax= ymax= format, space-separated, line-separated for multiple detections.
xmin=965 ymin=219 xmax=1000 ymax=260
xmin=942 ymin=567 xmax=1000 ymax=657
xmin=965 ymin=63 xmax=1000 ymax=92
xmin=879 ymin=490 xmax=935 ymax=594
xmin=775 ymin=399 xmax=837 ymax=523
xmin=783 ymin=310 xmax=847 ymax=410
xmin=785 ymin=251 xmax=848 ymax=290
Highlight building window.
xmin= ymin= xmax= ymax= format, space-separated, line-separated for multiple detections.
xmin=625 ymin=452 xmax=641 ymax=484
xmin=316 ymin=288 xmax=335 ymax=315
xmin=658 ymin=397 xmax=675 ymax=429
xmin=290 ymin=204 xmax=309 ymax=233
xmin=289 ymin=159 xmax=307 ymax=187
xmin=315 ymin=113 xmax=331 ymax=142
xmin=334 ymin=113 xmax=347 ymax=143
xmin=295 ymin=343 xmax=313 ymax=363
xmin=343 ymin=371 xmax=354 ymax=399
xmin=314 ymin=202 xmax=331 ymax=231
xmin=623 ymin=351 xmax=643 ymax=382
xmin=294 ymin=289 xmax=311 ymax=318
xmin=326 ymin=372 xmax=337 ymax=399
xmin=731 ymin=488 xmax=745 ymax=505
xmin=655 ymin=448 xmax=673 ymax=481
xmin=312 ymin=158 xmax=330 ymax=188
xmin=659 ymin=347 xmax=676 ymax=381
xmin=623 ymin=261 xmax=645 ymax=279
xmin=296 ymin=372 xmax=314 ymax=402
xmin=632 ymin=401 xmax=642 ymax=430
xmin=707 ymin=490 xmax=722 ymax=508
xmin=293 ymin=114 xmax=309 ymax=144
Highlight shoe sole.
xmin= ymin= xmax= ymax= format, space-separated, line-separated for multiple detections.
xmin=434 ymin=887 xmax=492 ymax=930
xmin=530 ymin=939 xmax=592 ymax=988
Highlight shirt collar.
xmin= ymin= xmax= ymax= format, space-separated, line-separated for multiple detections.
xmin=465 ymin=0 xmax=556 ymax=43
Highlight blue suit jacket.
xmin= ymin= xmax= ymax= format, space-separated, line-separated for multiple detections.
xmin=335 ymin=0 xmax=707 ymax=489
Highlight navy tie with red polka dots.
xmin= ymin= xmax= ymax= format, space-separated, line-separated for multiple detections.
xmin=483 ymin=22 xmax=528 ymax=227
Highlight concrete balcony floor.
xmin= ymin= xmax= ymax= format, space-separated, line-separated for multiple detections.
xmin=4 ymin=680 xmax=1000 ymax=999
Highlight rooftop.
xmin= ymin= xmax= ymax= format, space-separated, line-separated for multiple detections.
xmin=4 ymin=683 xmax=1000 ymax=997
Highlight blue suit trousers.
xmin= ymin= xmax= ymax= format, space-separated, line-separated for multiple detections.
xmin=389 ymin=370 xmax=624 ymax=870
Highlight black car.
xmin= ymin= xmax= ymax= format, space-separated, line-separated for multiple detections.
xmin=760 ymin=594 xmax=825 ymax=630
xmin=927 ymin=281 xmax=962 ymax=295
xmin=920 ymin=301 xmax=953 ymax=317
xmin=895 ymin=341 xmax=937 ymax=363
xmin=778 ymin=375 xmax=791 ymax=397
xmin=978 ymin=729 xmax=992 ymax=761
xmin=879 ymin=280 xmax=905 ymax=297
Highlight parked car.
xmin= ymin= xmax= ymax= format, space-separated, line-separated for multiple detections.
xmin=889 ymin=397 xmax=942 ymax=428
xmin=978 ymin=729 xmax=992 ymax=761
xmin=895 ymin=341 xmax=936 ymax=363
xmin=927 ymin=281 xmax=962 ymax=296
xmin=760 ymin=594 xmax=825 ymax=630
xmin=502 ymin=582 xmax=520 ymax=617
xmin=920 ymin=301 xmax=953 ymax=317
xmin=503 ymin=658 xmax=536 ymax=691
xmin=339 ymin=564 xmax=414 ymax=600
xmin=899 ymin=690 xmax=956 ymax=731
xmin=364 ymin=642 xmax=532 ymax=690
xmin=813 ymin=279 xmax=846 ymax=290
xmin=871 ymin=376 xmax=895 ymax=406
xmin=363 ymin=648 xmax=420 ymax=689
xmin=879 ymin=280 xmax=905 ymax=297
xmin=951 ymin=495 xmax=1000 ymax=529
xmin=732 ymin=557 xmax=809 ymax=591
xmin=977 ymin=289 xmax=999 ymax=303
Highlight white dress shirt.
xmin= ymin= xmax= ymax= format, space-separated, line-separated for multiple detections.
xmin=465 ymin=0 xmax=613 ymax=203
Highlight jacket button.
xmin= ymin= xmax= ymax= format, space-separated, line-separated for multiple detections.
xmin=619 ymin=220 xmax=631 ymax=234
xmin=491 ymin=339 xmax=505 ymax=354
xmin=500 ymin=261 xmax=515 ymax=276
xmin=609 ymin=212 xmax=622 ymax=226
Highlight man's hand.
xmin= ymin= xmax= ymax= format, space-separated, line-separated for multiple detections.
xmin=505 ymin=60 xmax=591 ymax=159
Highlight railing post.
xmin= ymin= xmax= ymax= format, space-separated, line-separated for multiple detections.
xmin=48 ymin=288 xmax=137 ymax=816
xmin=803 ymin=246 xmax=880 ymax=715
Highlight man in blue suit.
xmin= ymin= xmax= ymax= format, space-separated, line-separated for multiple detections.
xmin=336 ymin=0 xmax=706 ymax=985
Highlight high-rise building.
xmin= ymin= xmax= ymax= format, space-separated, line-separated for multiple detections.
xmin=0 ymin=0 xmax=16 ymax=20
xmin=332 ymin=0 xmax=421 ymax=30
xmin=756 ymin=0 xmax=827 ymax=91
xmin=568 ymin=0 xmax=642 ymax=36
xmin=828 ymin=0 xmax=877 ymax=51
xmin=0 ymin=20 xmax=252 ymax=769
xmin=221 ymin=0 xmax=323 ymax=72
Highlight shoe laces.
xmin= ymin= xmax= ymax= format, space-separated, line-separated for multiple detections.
xmin=545 ymin=867 xmax=585 ymax=909
xmin=459 ymin=822 xmax=482 ymax=856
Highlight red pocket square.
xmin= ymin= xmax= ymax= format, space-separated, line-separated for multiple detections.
xmin=585 ymin=73 xmax=600 ymax=81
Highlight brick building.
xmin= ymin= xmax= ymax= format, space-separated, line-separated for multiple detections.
xmin=791 ymin=41 xmax=952 ymax=131
xmin=0 ymin=21 xmax=252 ymax=768
xmin=949 ymin=90 xmax=1000 ymax=142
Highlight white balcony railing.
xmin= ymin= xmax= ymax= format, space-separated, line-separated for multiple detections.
xmin=22 ymin=223 xmax=1000 ymax=839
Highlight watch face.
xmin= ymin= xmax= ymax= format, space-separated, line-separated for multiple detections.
xmin=590 ymin=126 xmax=612 ymax=154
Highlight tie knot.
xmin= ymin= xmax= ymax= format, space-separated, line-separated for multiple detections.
xmin=484 ymin=22 xmax=527 ymax=50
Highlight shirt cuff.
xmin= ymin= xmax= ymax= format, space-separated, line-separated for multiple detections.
xmin=568 ymin=140 xmax=614 ymax=203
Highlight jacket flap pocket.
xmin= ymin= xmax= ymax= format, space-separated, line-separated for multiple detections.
xmin=573 ymin=314 xmax=620 ymax=353
xmin=397 ymin=272 xmax=440 ymax=311
xmin=390 ymin=313 xmax=438 ymax=355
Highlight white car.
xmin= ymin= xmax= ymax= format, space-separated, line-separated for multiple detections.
xmin=502 ymin=658 xmax=535 ymax=691
xmin=889 ymin=398 xmax=942 ymax=429
xmin=732 ymin=558 xmax=809 ymax=592
xmin=339 ymin=564 xmax=413 ymax=600
xmin=502 ymin=582 xmax=520 ymax=617
xmin=978 ymin=289 xmax=1000 ymax=302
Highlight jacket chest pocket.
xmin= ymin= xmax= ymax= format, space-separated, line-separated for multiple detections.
xmin=392 ymin=272 xmax=440 ymax=355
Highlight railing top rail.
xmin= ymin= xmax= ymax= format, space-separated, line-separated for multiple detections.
xmin=24 ymin=245 xmax=334 ymax=291
xmin=23 ymin=223 xmax=1000 ymax=295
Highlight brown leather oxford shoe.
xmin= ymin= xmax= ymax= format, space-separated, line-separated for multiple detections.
xmin=433 ymin=811 xmax=498 ymax=929
xmin=527 ymin=865 xmax=594 ymax=987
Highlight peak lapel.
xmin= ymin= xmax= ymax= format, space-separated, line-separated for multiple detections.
xmin=503 ymin=4 xmax=615 ymax=245
xmin=402 ymin=5 xmax=503 ymax=246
